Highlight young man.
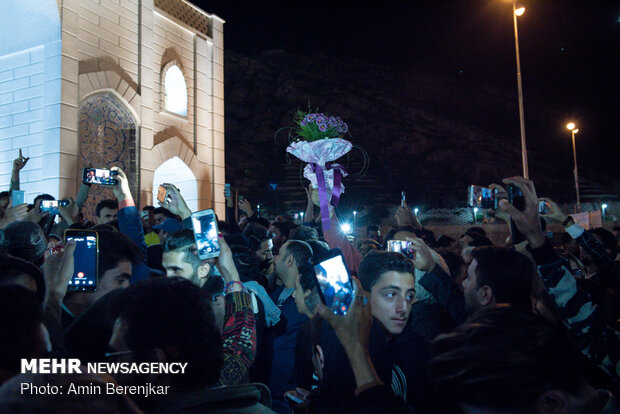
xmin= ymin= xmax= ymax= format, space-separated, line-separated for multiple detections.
xmin=95 ymin=199 xmax=118 ymax=225
xmin=61 ymin=230 xmax=141 ymax=328
xmin=108 ymin=277 xmax=270 ymax=413
xmin=430 ymin=306 xmax=618 ymax=413
xmin=264 ymin=240 xmax=313 ymax=413
xmin=317 ymin=251 xmax=440 ymax=413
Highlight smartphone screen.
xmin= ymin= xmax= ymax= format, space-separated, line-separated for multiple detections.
xmin=82 ymin=168 xmax=118 ymax=186
xmin=157 ymin=185 xmax=167 ymax=204
xmin=40 ymin=200 xmax=60 ymax=215
xmin=11 ymin=190 xmax=24 ymax=206
xmin=539 ymin=200 xmax=551 ymax=214
xmin=65 ymin=230 xmax=98 ymax=292
xmin=387 ymin=240 xmax=416 ymax=260
xmin=468 ymin=185 xmax=497 ymax=209
xmin=314 ymin=254 xmax=354 ymax=315
xmin=507 ymin=184 xmax=525 ymax=211
xmin=191 ymin=209 xmax=220 ymax=259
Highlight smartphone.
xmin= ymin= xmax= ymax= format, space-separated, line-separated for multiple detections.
xmin=65 ymin=230 xmax=98 ymax=292
xmin=401 ymin=191 xmax=406 ymax=207
xmin=313 ymin=251 xmax=354 ymax=315
xmin=539 ymin=200 xmax=551 ymax=215
xmin=82 ymin=168 xmax=118 ymax=186
xmin=191 ymin=209 xmax=220 ymax=260
xmin=506 ymin=185 xmax=526 ymax=244
xmin=40 ymin=200 xmax=69 ymax=215
xmin=157 ymin=185 xmax=168 ymax=204
xmin=11 ymin=190 xmax=24 ymax=206
xmin=468 ymin=185 xmax=498 ymax=209
xmin=387 ymin=240 xmax=416 ymax=260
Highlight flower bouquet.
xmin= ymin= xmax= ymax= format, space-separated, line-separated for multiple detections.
xmin=286 ymin=110 xmax=352 ymax=230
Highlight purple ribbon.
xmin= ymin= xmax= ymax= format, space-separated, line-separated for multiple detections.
xmin=312 ymin=162 xmax=347 ymax=231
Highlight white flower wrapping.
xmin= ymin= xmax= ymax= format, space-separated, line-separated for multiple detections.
xmin=286 ymin=138 xmax=352 ymax=166
xmin=303 ymin=164 xmax=347 ymax=197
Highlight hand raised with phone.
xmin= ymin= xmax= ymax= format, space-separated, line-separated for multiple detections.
xmin=12 ymin=149 xmax=29 ymax=172
xmin=499 ymin=176 xmax=545 ymax=248
xmin=43 ymin=239 xmax=76 ymax=297
xmin=160 ymin=183 xmax=192 ymax=220
xmin=110 ymin=166 xmax=132 ymax=203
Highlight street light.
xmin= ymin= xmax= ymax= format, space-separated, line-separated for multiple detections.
xmin=473 ymin=207 xmax=479 ymax=223
xmin=414 ymin=208 xmax=419 ymax=215
xmin=300 ymin=211 xmax=304 ymax=223
xmin=353 ymin=210 xmax=357 ymax=227
xmin=602 ymin=203 xmax=608 ymax=221
xmin=505 ymin=1 xmax=529 ymax=178
xmin=341 ymin=223 xmax=352 ymax=234
xmin=566 ymin=122 xmax=581 ymax=212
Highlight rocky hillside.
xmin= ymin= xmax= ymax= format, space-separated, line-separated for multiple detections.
xmin=223 ymin=49 xmax=617 ymax=215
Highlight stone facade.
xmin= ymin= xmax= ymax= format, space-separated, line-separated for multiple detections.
xmin=1 ymin=0 xmax=225 ymax=217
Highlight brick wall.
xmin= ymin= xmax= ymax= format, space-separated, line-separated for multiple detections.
xmin=0 ymin=41 xmax=62 ymax=202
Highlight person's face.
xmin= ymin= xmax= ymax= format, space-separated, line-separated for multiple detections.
xmin=90 ymin=259 xmax=132 ymax=303
xmin=142 ymin=211 xmax=154 ymax=232
xmin=462 ymin=259 xmax=481 ymax=312
xmin=256 ymin=239 xmax=274 ymax=263
xmin=269 ymin=225 xmax=285 ymax=250
xmin=369 ymin=271 xmax=415 ymax=336
xmin=0 ymin=196 xmax=9 ymax=217
xmin=367 ymin=230 xmax=381 ymax=243
xmin=162 ymin=251 xmax=197 ymax=281
xmin=273 ymin=242 xmax=289 ymax=277
xmin=154 ymin=213 xmax=166 ymax=226
xmin=292 ymin=276 xmax=313 ymax=317
xmin=97 ymin=207 xmax=118 ymax=224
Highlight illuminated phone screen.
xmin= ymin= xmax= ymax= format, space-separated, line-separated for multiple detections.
xmin=314 ymin=255 xmax=353 ymax=315
xmin=66 ymin=231 xmax=98 ymax=292
xmin=191 ymin=210 xmax=220 ymax=259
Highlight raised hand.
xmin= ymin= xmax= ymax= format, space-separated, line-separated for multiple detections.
xmin=499 ymin=176 xmax=545 ymax=248
xmin=58 ymin=197 xmax=78 ymax=225
xmin=238 ymin=198 xmax=254 ymax=217
xmin=407 ymin=237 xmax=436 ymax=272
xmin=110 ymin=166 xmax=132 ymax=202
xmin=538 ymin=197 xmax=568 ymax=223
xmin=43 ymin=239 xmax=76 ymax=297
xmin=395 ymin=203 xmax=422 ymax=229
xmin=159 ymin=183 xmax=191 ymax=220
xmin=12 ymin=149 xmax=29 ymax=171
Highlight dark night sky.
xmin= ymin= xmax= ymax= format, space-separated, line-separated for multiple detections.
xmin=192 ymin=0 xmax=620 ymax=176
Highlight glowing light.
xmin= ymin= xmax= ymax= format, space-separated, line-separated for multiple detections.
xmin=473 ymin=207 xmax=479 ymax=214
xmin=514 ymin=7 xmax=525 ymax=16
xmin=414 ymin=208 xmax=419 ymax=215
xmin=341 ymin=223 xmax=352 ymax=234
xmin=602 ymin=204 xmax=608 ymax=210
xmin=164 ymin=65 xmax=188 ymax=116
xmin=566 ymin=122 xmax=576 ymax=131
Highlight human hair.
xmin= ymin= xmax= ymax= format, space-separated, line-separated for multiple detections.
xmin=383 ymin=225 xmax=436 ymax=248
xmin=358 ymin=250 xmax=415 ymax=291
xmin=95 ymin=199 xmax=119 ymax=218
xmin=589 ymin=227 xmax=618 ymax=258
xmin=163 ymin=229 xmax=201 ymax=270
xmin=0 ymin=221 xmax=47 ymax=266
xmin=470 ymin=246 xmax=533 ymax=309
xmin=153 ymin=207 xmax=176 ymax=219
xmin=98 ymin=231 xmax=142 ymax=278
xmin=0 ymin=285 xmax=44 ymax=375
xmin=0 ymin=253 xmax=45 ymax=301
xmin=430 ymin=306 xmax=585 ymax=411
xmin=436 ymin=248 xmax=464 ymax=284
xmin=242 ymin=222 xmax=271 ymax=251
xmin=290 ymin=225 xmax=319 ymax=242
xmin=283 ymin=240 xmax=313 ymax=273
xmin=229 ymin=244 xmax=262 ymax=284
xmin=307 ymin=240 xmax=330 ymax=262
xmin=468 ymin=234 xmax=492 ymax=247
xmin=465 ymin=227 xmax=486 ymax=238
xmin=270 ymin=221 xmax=290 ymax=239
xmin=142 ymin=205 xmax=155 ymax=212
xmin=434 ymin=235 xmax=455 ymax=248
xmin=366 ymin=224 xmax=380 ymax=235
xmin=113 ymin=277 xmax=223 ymax=388
xmin=0 ymin=191 xmax=9 ymax=200
xmin=33 ymin=194 xmax=54 ymax=205
xmin=217 ymin=220 xmax=232 ymax=236
xmin=202 ymin=275 xmax=225 ymax=298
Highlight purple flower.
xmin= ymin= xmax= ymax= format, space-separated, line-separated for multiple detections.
xmin=300 ymin=119 xmax=308 ymax=126
xmin=316 ymin=115 xmax=327 ymax=125
xmin=308 ymin=114 xmax=317 ymax=122
xmin=339 ymin=123 xmax=349 ymax=134
xmin=318 ymin=123 xmax=327 ymax=132
xmin=328 ymin=116 xmax=337 ymax=127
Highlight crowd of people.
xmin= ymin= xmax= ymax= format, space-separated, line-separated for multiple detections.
xmin=0 ymin=151 xmax=618 ymax=414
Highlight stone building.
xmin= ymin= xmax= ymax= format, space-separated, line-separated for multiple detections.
xmin=0 ymin=0 xmax=225 ymax=218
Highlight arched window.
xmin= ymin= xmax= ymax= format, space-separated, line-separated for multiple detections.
xmin=162 ymin=63 xmax=188 ymax=116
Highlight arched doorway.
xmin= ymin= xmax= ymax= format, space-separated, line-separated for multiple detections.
xmin=78 ymin=92 xmax=138 ymax=221
xmin=152 ymin=156 xmax=198 ymax=212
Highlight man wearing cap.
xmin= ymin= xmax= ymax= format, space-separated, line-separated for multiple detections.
xmin=153 ymin=217 xmax=183 ymax=244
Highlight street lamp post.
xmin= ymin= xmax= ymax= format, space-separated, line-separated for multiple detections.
xmin=567 ymin=122 xmax=581 ymax=212
xmin=511 ymin=2 xmax=529 ymax=179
